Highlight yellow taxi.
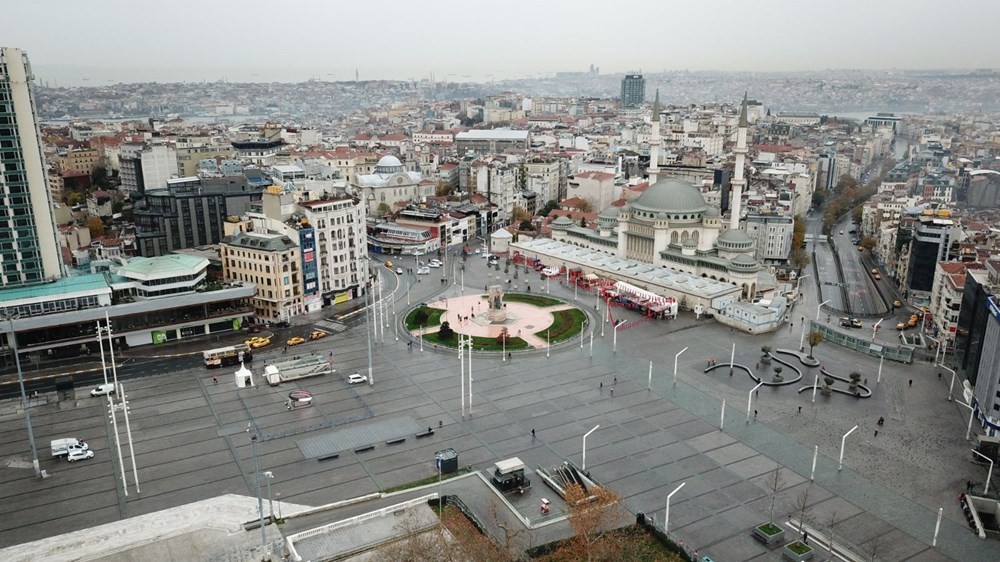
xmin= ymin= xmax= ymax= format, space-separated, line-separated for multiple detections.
xmin=244 ymin=337 xmax=271 ymax=349
xmin=287 ymin=337 xmax=306 ymax=346
xmin=385 ymin=260 xmax=394 ymax=268
xmin=310 ymin=330 xmax=327 ymax=340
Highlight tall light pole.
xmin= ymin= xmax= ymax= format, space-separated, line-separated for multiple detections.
xmin=939 ymin=362 xmax=957 ymax=401
xmin=647 ymin=361 xmax=653 ymax=390
xmin=665 ymin=482 xmax=686 ymax=536
xmin=971 ymin=449 xmax=993 ymax=494
xmin=838 ymin=424 xmax=859 ymax=471
xmin=2 ymin=314 xmax=39 ymax=478
xmin=247 ymin=424 xmax=266 ymax=553
xmin=263 ymin=471 xmax=275 ymax=522
xmin=816 ymin=299 xmax=831 ymax=321
xmin=364 ymin=263 xmax=374 ymax=386
xmin=956 ymin=401 xmax=976 ymax=441
xmin=746 ymin=381 xmax=763 ymax=423
xmin=582 ymin=424 xmax=600 ymax=471
xmin=613 ymin=319 xmax=625 ymax=353
xmin=459 ymin=334 xmax=467 ymax=418
xmin=872 ymin=318 xmax=883 ymax=342
xmin=673 ymin=347 xmax=688 ymax=387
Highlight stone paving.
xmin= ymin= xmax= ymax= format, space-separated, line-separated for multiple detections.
xmin=0 ymin=254 xmax=992 ymax=561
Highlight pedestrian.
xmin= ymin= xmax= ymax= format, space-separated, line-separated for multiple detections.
xmin=613 ymin=376 xmax=617 ymax=384
xmin=756 ymin=390 xmax=759 ymax=397
xmin=213 ymin=376 xmax=218 ymax=385
xmin=756 ymin=362 xmax=760 ymax=370
xmin=878 ymin=416 xmax=884 ymax=426
xmin=600 ymin=381 xmax=603 ymax=390
xmin=798 ymin=406 xmax=802 ymax=414
xmin=938 ymin=372 xmax=942 ymax=379
xmin=610 ymin=387 xmax=614 ymax=396
xmin=754 ymin=409 xmax=758 ymax=418
xmin=874 ymin=429 xmax=878 ymax=437
xmin=508 ymin=352 xmax=512 ymax=361
xmin=803 ymin=531 xmax=808 ymax=545
xmin=531 ymin=428 xmax=535 ymax=438
xmin=967 ymin=480 xmax=974 ymax=493
xmin=864 ymin=378 xmax=867 ymax=385
xmin=909 ymin=379 xmax=913 ymax=387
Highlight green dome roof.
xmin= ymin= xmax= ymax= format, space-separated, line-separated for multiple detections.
xmin=717 ymin=228 xmax=754 ymax=245
xmin=598 ymin=204 xmax=621 ymax=219
xmin=632 ymin=178 xmax=708 ymax=215
xmin=551 ymin=215 xmax=574 ymax=229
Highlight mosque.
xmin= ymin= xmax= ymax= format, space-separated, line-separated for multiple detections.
xmin=550 ymin=94 xmax=763 ymax=300
xmin=352 ymin=155 xmax=428 ymax=215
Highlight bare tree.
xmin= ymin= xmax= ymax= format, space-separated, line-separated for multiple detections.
xmin=766 ymin=468 xmax=785 ymax=524
xmin=791 ymin=487 xmax=812 ymax=542
xmin=867 ymin=534 xmax=881 ymax=562
xmin=826 ymin=510 xmax=839 ymax=557
xmin=544 ymin=484 xmax=629 ymax=562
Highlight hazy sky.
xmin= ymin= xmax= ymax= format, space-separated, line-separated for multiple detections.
xmin=7 ymin=0 xmax=1000 ymax=85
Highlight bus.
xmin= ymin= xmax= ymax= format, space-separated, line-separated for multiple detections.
xmin=203 ymin=344 xmax=253 ymax=368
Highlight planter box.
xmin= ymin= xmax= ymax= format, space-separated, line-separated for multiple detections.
xmin=782 ymin=541 xmax=814 ymax=561
xmin=752 ymin=523 xmax=785 ymax=545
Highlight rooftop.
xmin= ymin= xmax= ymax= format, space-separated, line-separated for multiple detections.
xmin=0 ymin=274 xmax=110 ymax=304
xmin=118 ymin=254 xmax=209 ymax=279
xmin=455 ymin=129 xmax=529 ymax=141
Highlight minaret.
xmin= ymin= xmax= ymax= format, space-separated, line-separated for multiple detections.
xmin=647 ymin=89 xmax=661 ymax=184
xmin=730 ymin=92 xmax=749 ymax=230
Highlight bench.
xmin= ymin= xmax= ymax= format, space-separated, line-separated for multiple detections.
xmin=415 ymin=429 xmax=435 ymax=439
xmin=386 ymin=438 xmax=406 ymax=445
xmin=354 ymin=445 xmax=375 ymax=453
xmin=317 ymin=453 xmax=340 ymax=462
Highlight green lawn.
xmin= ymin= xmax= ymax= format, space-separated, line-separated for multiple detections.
xmin=502 ymin=293 xmax=561 ymax=307
xmin=421 ymin=331 xmax=530 ymax=351
xmin=536 ymin=308 xmax=587 ymax=343
xmin=382 ymin=467 xmax=472 ymax=494
xmin=757 ymin=522 xmax=783 ymax=536
xmin=405 ymin=306 xmax=446 ymax=330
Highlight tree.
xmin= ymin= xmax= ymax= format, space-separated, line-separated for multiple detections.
xmin=791 ymin=487 xmax=813 ymax=541
xmin=860 ymin=236 xmax=877 ymax=251
xmin=413 ymin=309 xmax=429 ymax=327
xmin=851 ymin=205 xmax=864 ymax=225
xmin=376 ymin=202 xmax=392 ymax=216
xmin=518 ymin=219 xmax=534 ymax=232
xmin=849 ymin=372 xmax=861 ymax=392
xmin=438 ymin=321 xmax=455 ymax=341
xmin=807 ymin=331 xmax=824 ymax=358
xmin=87 ymin=217 xmax=105 ymax=238
xmin=766 ymin=468 xmax=785 ymax=524
xmin=789 ymin=248 xmax=811 ymax=270
xmin=380 ymin=504 xmax=514 ymax=562
xmin=436 ymin=181 xmax=453 ymax=197
xmin=822 ymin=376 xmax=835 ymax=395
xmin=579 ymin=216 xmax=587 ymax=228
xmin=539 ymin=200 xmax=559 ymax=217
xmin=577 ymin=199 xmax=593 ymax=213
xmin=511 ymin=205 xmax=529 ymax=223
xmin=773 ymin=366 xmax=784 ymax=382
xmin=545 ymin=484 xmax=630 ymax=562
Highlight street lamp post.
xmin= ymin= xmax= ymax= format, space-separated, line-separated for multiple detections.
xmin=939 ymin=363 xmax=957 ymax=401
xmin=582 ymin=424 xmax=600 ymax=471
xmin=247 ymin=424 xmax=267 ymax=553
xmin=364 ymin=268 xmax=374 ymax=386
xmin=971 ymin=449 xmax=994 ymax=494
xmin=263 ymin=471 xmax=275 ymax=522
xmin=647 ymin=361 xmax=653 ymax=390
xmin=459 ymin=334 xmax=467 ymax=418
xmin=546 ymin=330 xmax=550 ymax=358
xmin=673 ymin=347 xmax=688 ymax=387
xmin=729 ymin=342 xmax=735 ymax=376
xmin=877 ymin=352 xmax=885 ymax=383
xmin=956 ymin=401 xmax=976 ymax=441
xmin=816 ymin=299 xmax=831 ymax=321
xmin=746 ymin=381 xmax=764 ymax=423
xmin=872 ymin=318 xmax=883 ymax=342
xmin=612 ymin=319 xmax=625 ymax=353
xmin=2 ymin=314 xmax=40 ymax=478
xmin=665 ymin=482 xmax=686 ymax=536
xmin=838 ymin=424 xmax=859 ymax=471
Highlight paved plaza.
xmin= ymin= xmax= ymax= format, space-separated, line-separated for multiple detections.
xmin=0 ymin=254 xmax=993 ymax=560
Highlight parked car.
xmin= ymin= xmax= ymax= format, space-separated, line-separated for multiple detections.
xmin=67 ymin=449 xmax=95 ymax=462
xmin=417 ymin=266 xmax=430 ymax=275
xmin=273 ymin=321 xmax=291 ymax=329
xmin=893 ymin=300 xmax=902 ymax=308
xmin=874 ymin=274 xmax=881 ymax=280
xmin=348 ymin=373 xmax=367 ymax=384
xmin=287 ymin=337 xmax=306 ymax=346
xmin=90 ymin=383 xmax=116 ymax=397
xmin=309 ymin=331 xmax=327 ymax=340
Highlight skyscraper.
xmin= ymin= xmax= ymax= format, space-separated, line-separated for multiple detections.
xmin=620 ymin=73 xmax=645 ymax=108
xmin=1 ymin=47 xmax=63 ymax=287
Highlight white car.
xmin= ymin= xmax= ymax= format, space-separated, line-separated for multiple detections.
xmin=395 ymin=267 xmax=403 ymax=274
xmin=91 ymin=383 xmax=115 ymax=397
xmin=348 ymin=373 xmax=367 ymax=384
xmin=474 ymin=248 xmax=481 ymax=254
xmin=428 ymin=259 xmax=442 ymax=267
xmin=417 ymin=266 xmax=430 ymax=275
xmin=67 ymin=449 xmax=95 ymax=462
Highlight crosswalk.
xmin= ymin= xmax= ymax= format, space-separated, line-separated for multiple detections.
xmin=313 ymin=319 xmax=348 ymax=333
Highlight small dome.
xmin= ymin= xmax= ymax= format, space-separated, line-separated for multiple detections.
xmin=375 ymin=155 xmax=404 ymax=174
xmin=598 ymin=205 xmax=621 ymax=219
xmin=682 ymin=238 xmax=697 ymax=248
xmin=632 ymin=178 xmax=708 ymax=215
xmin=551 ymin=215 xmax=574 ymax=229
xmin=704 ymin=206 xmax=721 ymax=217
xmin=730 ymin=253 xmax=759 ymax=269
xmin=718 ymin=228 xmax=754 ymax=246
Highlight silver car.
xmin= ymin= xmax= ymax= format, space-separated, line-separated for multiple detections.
xmin=67 ymin=449 xmax=95 ymax=462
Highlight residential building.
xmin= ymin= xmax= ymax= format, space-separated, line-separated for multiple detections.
xmin=620 ymin=74 xmax=645 ymax=109
xmin=0 ymin=47 xmax=63 ymax=287
xmin=119 ymin=142 xmax=177 ymax=196
xmin=567 ymin=170 xmax=617 ymax=211
xmin=60 ymin=147 xmax=100 ymax=175
xmin=297 ymin=194 xmax=367 ymax=304
xmin=454 ymin=129 xmax=530 ymax=154
xmin=176 ymin=143 xmax=234 ymax=177
xmin=221 ymin=231 xmax=302 ymax=321
xmin=904 ymin=208 xmax=957 ymax=294
xmin=744 ymin=214 xmax=794 ymax=264
xmin=929 ymin=262 xmax=977 ymax=349
xmin=231 ymin=139 xmax=283 ymax=167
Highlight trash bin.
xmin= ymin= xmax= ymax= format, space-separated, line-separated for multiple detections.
xmin=434 ymin=448 xmax=458 ymax=474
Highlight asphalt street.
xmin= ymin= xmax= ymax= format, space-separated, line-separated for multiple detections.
xmin=0 ymin=247 xmax=990 ymax=560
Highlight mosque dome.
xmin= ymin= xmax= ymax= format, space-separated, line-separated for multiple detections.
xmin=375 ymin=155 xmax=404 ymax=174
xmin=729 ymin=253 xmax=759 ymax=270
xmin=551 ymin=215 xmax=574 ymax=230
xmin=682 ymin=238 xmax=697 ymax=248
xmin=704 ymin=206 xmax=721 ymax=217
xmin=632 ymin=178 xmax=708 ymax=215
xmin=717 ymin=228 xmax=755 ymax=252
xmin=598 ymin=204 xmax=621 ymax=219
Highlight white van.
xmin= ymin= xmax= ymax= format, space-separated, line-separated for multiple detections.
xmin=91 ymin=383 xmax=116 ymax=396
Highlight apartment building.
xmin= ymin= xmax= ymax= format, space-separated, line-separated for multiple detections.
xmin=221 ymin=231 xmax=302 ymax=322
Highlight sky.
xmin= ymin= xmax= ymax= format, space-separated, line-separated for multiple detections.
xmin=7 ymin=0 xmax=1000 ymax=86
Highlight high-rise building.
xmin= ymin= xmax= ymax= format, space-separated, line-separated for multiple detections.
xmin=620 ymin=73 xmax=645 ymax=109
xmin=0 ymin=47 xmax=63 ymax=287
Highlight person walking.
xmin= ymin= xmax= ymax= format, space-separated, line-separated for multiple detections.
xmin=797 ymin=406 xmax=802 ymax=414
xmin=213 ymin=376 xmax=218 ymax=385
xmin=531 ymin=428 xmax=535 ymax=438
xmin=874 ymin=429 xmax=879 ymax=437
xmin=600 ymin=381 xmax=603 ymax=391
xmin=754 ymin=409 xmax=758 ymax=418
